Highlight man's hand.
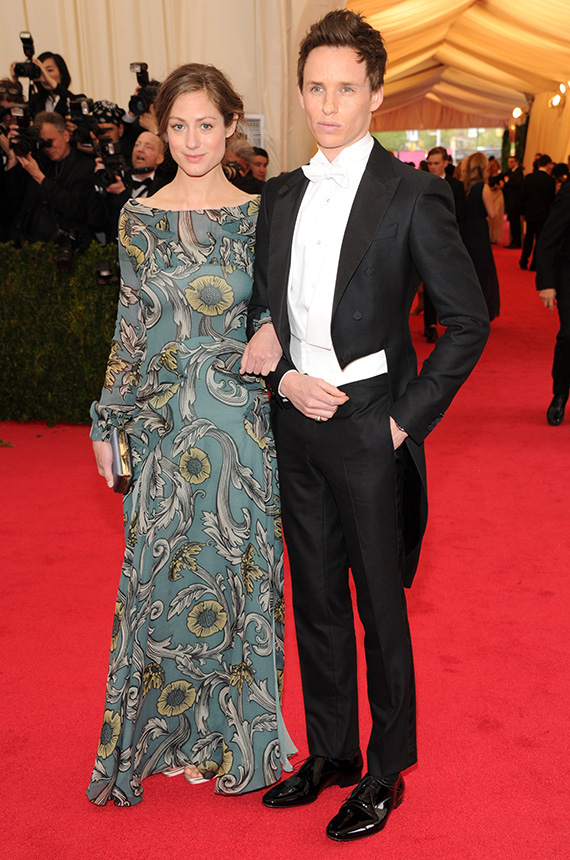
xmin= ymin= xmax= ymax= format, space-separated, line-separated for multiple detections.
xmin=389 ymin=416 xmax=408 ymax=450
xmin=539 ymin=289 xmax=556 ymax=311
xmin=280 ymin=372 xmax=348 ymax=421
xmin=17 ymin=152 xmax=44 ymax=184
xmin=92 ymin=440 xmax=114 ymax=488
xmin=240 ymin=323 xmax=282 ymax=376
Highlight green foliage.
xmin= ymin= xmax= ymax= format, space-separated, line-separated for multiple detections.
xmin=0 ymin=241 xmax=119 ymax=424
xmin=502 ymin=118 xmax=528 ymax=167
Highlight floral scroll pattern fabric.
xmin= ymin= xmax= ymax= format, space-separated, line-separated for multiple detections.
xmin=87 ymin=199 xmax=293 ymax=806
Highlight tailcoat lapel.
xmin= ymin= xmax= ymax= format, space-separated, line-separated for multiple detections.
xmin=333 ymin=143 xmax=400 ymax=316
xmin=267 ymin=170 xmax=309 ymax=348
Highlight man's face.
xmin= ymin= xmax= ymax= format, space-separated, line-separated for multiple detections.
xmin=131 ymin=131 xmax=164 ymax=173
xmin=507 ymin=157 xmax=518 ymax=171
xmin=299 ymin=46 xmax=383 ymax=162
xmin=39 ymin=123 xmax=70 ymax=161
xmin=251 ymin=154 xmax=268 ymax=181
xmin=97 ymin=122 xmax=122 ymax=143
xmin=426 ymin=153 xmax=446 ymax=177
xmin=545 ymin=161 xmax=554 ymax=174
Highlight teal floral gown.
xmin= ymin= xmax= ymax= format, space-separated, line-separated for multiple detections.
xmin=87 ymin=198 xmax=295 ymax=806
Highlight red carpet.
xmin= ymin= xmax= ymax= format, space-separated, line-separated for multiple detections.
xmin=1 ymin=240 xmax=569 ymax=859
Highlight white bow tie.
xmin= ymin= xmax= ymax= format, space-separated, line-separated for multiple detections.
xmin=302 ymin=161 xmax=349 ymax=188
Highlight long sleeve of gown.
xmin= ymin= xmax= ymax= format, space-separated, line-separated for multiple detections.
xmin=90 ymin=211 xmax=147 ymax=441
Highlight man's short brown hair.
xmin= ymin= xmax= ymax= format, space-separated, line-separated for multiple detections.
xmin=297 ymin=9 xmax=387 ymax=92
xmin=427 ymin=146 xmax=448 ymax=160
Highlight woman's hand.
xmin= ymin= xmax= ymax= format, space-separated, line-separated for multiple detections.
xmin=33 ymin=58 xmax=59 ymax=92
xmin=240 ymin=323 xmax=282 ymax=376
xmin=92 ymin=440 xmax=114 ymax=488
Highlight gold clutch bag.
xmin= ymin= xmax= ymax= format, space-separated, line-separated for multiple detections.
xmin=110 ymin=426 xmax=133 ymax=494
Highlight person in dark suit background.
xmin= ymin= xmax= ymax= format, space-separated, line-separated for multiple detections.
xmin=425 ymin=145 xmax=467 ymax=340
xmin=241 ymin=9 xmax=489 ymax=843
xmin=88 ymin=129 xmax=166 ymax=243
xmin=503 ymin=155 xmax=524 ymax=248
xmin=536 ymin=180 xmax=570 ymax=425
xmin=520 ymin=153 xmax=555 ymax=270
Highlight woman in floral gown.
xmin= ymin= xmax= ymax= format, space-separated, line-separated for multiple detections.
xmin=87 ymin=63 xmax=294 ymax=806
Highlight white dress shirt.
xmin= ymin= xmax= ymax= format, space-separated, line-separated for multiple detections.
xmin=286 ymin=133 xmax=387 ymax=387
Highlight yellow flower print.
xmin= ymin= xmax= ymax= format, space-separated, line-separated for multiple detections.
xmin=97 ymin=710 xmax=121 ymax=758
xmin=244 ymin=417 xmax=268 ymax=450
xmin=159 ymin=344 xmax=178 ymax=375
xmin=156 ymin=680 xmax=196 ymax=717
xmin=230 ymin=661 xmax=255 ymax=693
xmin=197 ymin=741 xmax=234 ymax=777
xmin=110 ymin=601 xmax=124 ymax=650
xmin=127 ymin=510 xmax=138 ymax=547
xmin=118 ymin=211 xmax=144 ymax=269
xmin=276 ymin=669 xmax=284 ymax=701
xmin=104 ymin=341 xmax=129 ymax=391
xmin=247 ymin=197 xmax=260 ymax=217
xmin=187 ymin=600 xmax=228 ymax=637
xmin=149 ymin=383 xmax=180 ymax=409
xmin=143 ymin=662 xmax=165 ymax=695
xmin=274 ymin=596 xmax=285 ymax=625
xmin=185 ymin=275 xmax=234 ymax=316
xmin=179 ymin=448 xmax=211 ymax=484
xmin=240 ymin=544 xmax=264 ymax=597
xmin=169 ymin=542 xmax=205 ymax=581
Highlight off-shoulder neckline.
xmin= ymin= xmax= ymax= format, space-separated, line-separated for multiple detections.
xmin=126 ymin=198 xmax=258 ymax=214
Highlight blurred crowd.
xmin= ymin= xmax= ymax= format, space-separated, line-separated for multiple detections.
xmin=0 ymin=39 xmax=269 ymax=266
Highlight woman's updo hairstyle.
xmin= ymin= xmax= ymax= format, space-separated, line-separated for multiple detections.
xmin=155 ymin=63 xmax=244 ymax=141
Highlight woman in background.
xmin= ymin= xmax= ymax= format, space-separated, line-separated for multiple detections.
xmin=460 ymin=152 xmax=500 ymax=320
xmin=488 ymin=158 xmax=505 ymax=245
xmin=87 ymin=62 xmax=293 ymax=806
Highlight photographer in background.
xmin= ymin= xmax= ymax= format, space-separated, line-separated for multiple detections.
xmin=251 ymin=146 xmax=269 ymax=184
xmin=121 ymin=63 xmax=161 ymax=151
xmin=10 ymin=51 xmax=76 ymax=119
xmin=88 ymin=129 xmax=166 ymax=243
xmin=3 ymin=110 xmax=94 ymax=253
xmin=224 ymin=136 xmax=264 ymax=193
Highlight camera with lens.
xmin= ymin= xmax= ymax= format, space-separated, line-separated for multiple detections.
xmin=9 ymin=105 xmax=51 ymax=157
xmin=95 ymin=259 xmax=120 ymax=286
xmin=55 ymin=228 xmax=79 ymax=271
xmin=128 ymin=63 xmax=159 ymax=116
xmin=94 ymin=140 xmax=129 ymax=191
xmin=14 ymin=31 xmax=41 ymax=80
xmin=68 ymin=98 xmax=99 ymax=146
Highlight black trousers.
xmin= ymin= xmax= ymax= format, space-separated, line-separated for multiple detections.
xmin=273 ymin=375 xmax=417 ymax=778
xmin=552 ymin=266 xmax=570 ymax=397
xmin=521 ymin=218 xmax=546 ymax=267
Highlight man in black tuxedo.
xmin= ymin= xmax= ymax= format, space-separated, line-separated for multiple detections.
xmin=520 ymin=154 xmax=555 ymax=270
xmin=241 ymin=9 xmax=489 ymax=842
xmin=536 ymin=180 xmax=570 ymax=425
xmin=425 ymin=146 xmax=467 ymax=340
xmin=503 ymin=155 xmax=524 ymax=248
xmin=88 ymin=130 xmax=166 ymax=242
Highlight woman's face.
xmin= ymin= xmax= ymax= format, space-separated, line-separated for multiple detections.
xmin=166 ymin=91 xmax=236 ymax=179
xmin=42 ymin=58 xmax=61 ymax=84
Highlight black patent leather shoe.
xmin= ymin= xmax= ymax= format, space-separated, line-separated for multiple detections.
xmin=547 ymin=394 xmax=567 ymax=426
xmin=326 ymin=773 xmax=404 ymax=841
xmin=262 ymin=752 xmax=363 ymax=808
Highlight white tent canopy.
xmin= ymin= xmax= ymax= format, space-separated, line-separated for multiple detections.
xmin=352 ymin=0 xmax=570 ymax=168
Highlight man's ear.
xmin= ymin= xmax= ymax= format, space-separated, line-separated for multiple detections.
xmin=371 ymin=85 xmax=383 ymax=113
xmin=298 ymin=86 xmax=306 ymax=112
